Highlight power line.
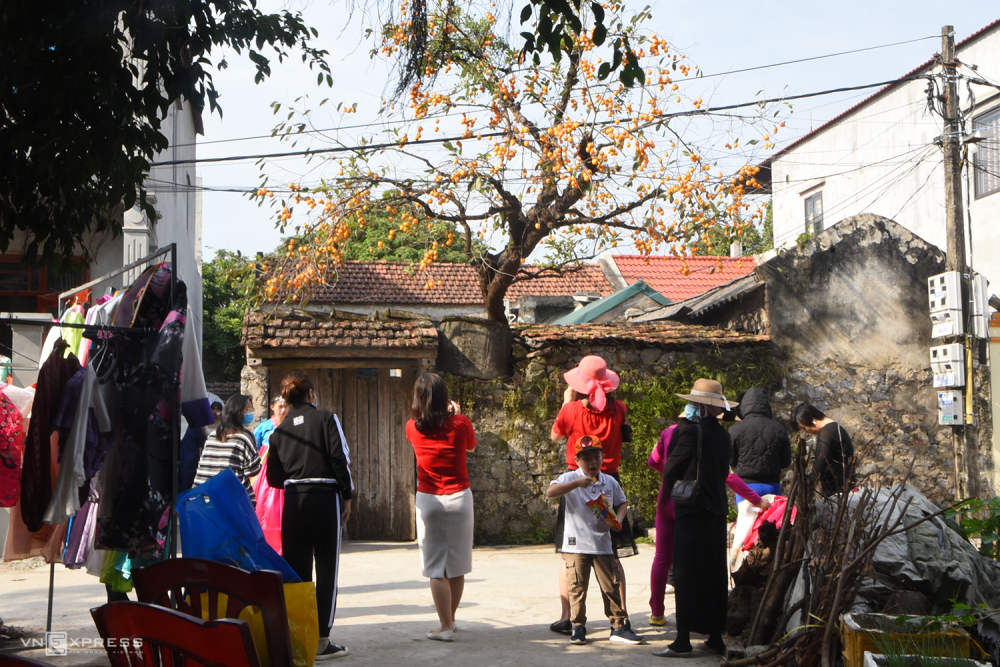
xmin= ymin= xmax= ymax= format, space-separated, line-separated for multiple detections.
xmin=168 ymin=36 xmax=938 ymax=150
xmin=690 ymin=35 xmax=940 ymax=81
xmin=151 ymin=75 xmax=930 ymax=168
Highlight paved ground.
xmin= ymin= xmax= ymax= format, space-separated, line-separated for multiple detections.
xmin=1 ymin=541 xmax=724 ymax=666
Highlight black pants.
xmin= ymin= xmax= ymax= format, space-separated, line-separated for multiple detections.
xmin=282 ymin=485 xmax=343 ymax=639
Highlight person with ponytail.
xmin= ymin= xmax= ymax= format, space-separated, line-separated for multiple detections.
xmin=193 ymin=394 xmax=261 ymax=502
xmin=267 ymin=372 xmax=354 ymax=660
xmin=548 ymin=355 xmax=637 ymax=635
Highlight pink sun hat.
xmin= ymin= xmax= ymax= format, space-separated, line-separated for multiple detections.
xmin=564 ymin=356 xmax=620 ymax=412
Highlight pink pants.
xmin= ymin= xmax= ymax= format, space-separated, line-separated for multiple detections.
xmin=649 ymin=492 xmax=676 ymax=617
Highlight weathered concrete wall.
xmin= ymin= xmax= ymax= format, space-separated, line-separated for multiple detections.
xmin=760 ymin=215 xmax=993 ymax=505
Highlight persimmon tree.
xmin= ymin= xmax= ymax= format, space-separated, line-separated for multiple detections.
xmin=256 ymin=0 xmax=777 ymax=322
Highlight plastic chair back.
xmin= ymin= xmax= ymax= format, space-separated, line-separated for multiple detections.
xmin=132 ymin=557 xmax=293 ymax=667
xmin=91 ymin=601 xmax=261 ymax=667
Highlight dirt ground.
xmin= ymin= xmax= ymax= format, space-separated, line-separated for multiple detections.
xmin=0 ymin=541 xmax=724 ymax=666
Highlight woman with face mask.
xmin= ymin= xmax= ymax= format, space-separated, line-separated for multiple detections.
xmin=646 ymin=406 xmax=770 ymax=627
xmin=653 ymin=379 xmax=738 ymax=658
xmin=192 ymin=394 xmax=262 ymax=503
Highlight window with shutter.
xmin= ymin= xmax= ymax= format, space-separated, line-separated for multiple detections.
xmin=974 ymin=107 xmax=1000 ymax=199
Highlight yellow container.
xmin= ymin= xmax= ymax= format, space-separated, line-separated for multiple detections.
xmin=840 ymin=613 xmax=973 ymax=667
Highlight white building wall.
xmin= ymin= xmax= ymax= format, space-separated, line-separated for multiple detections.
xmin=771 ymin=26 xmax=1000 ymax=288
xmin=148 ymin=99 xmax=203 ymax=348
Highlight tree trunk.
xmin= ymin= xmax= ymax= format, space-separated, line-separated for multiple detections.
xmin=476 ymin=256 xmax=518 ymax=325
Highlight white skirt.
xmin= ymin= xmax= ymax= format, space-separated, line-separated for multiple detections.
xmin=416 ymin=488 xmax=474 ymax=579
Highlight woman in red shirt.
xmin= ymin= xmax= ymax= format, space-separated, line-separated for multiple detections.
xmin=548 ymin=355 xmax=637 ymax=635
xmin=406 ymin=373 xmax=476 ymax=643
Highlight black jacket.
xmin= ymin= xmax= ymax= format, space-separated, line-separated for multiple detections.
xmin=267 ymin=404 xmax=354 ymax=500
xmin=662 ymin=417 xmax=732 ymax=518
xmin=728 ymin=387 xmax=792 ymax=485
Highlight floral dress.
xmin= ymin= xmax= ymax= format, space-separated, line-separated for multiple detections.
xmin=0 ymin=391 xmax=26 ymax=507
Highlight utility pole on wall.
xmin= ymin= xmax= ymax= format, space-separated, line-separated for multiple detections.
xmin=942 ymin=25 xmax=966 ymax=275
xmin=939 ymin=25 xmax=977 ymax=500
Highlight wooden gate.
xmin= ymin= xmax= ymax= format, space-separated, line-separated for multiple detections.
xmin=268 ymin=363 xmax=417 ymax=541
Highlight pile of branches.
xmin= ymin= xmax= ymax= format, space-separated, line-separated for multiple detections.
xmin=723 ymin=440 xmax=950 ymax=667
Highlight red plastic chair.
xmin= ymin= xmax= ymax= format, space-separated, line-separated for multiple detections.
xmin=91 ymin=601 xmax=261 ymax=667
xmin=132 ymin=558 xmax=293 ymax=667
xmin=0 ymin=654 xmax=52 ymax=667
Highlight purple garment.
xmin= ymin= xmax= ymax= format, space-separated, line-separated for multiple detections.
xmin=64 ymin=495 xmax=98 ymax=569
xmin=52 ymin=369 xmax=113 ymax=485
xmin=53 ymin=369 xmax=87 ymax=463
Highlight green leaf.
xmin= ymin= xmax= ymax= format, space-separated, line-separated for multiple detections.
xmin=592 ymin=23 xmax=607 ymax=46
xmin=598 ymin=62 xmax=611 ymax=80
xmin=520 ymin=4 xmax=532 ymax=23
xmin=591 ymin=2 xmax=605 ymax=25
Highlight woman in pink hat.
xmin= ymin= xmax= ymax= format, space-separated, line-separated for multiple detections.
xmin=548 ymin=355 xmax=636 ymax=635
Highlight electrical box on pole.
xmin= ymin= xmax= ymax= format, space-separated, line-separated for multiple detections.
xmin=928 ymin=271 xmax=964 ymax=337
xmin=938 ymin=390 xmax=963 ymax=425
xmin=970 ymin=273 xmax=991 ymax=338
xmin=930 ymin=343 xmax=965 ymax=387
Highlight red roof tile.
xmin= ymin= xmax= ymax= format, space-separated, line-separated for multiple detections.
xmin=609 ymin=255 xmax=757 ymax=302
xmin=309 ymin=261 xmax=613 ymax=306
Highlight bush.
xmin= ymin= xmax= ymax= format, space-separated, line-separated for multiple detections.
xmin=615 ymin=353 xmax=783 ymax=527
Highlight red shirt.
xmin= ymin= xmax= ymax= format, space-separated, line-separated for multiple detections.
xmin=553 ymin=400 xmax=627 ymax=472
xmin=406 ymin=414 xmax=476 ymax=495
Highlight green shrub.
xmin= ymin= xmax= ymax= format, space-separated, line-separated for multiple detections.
xmin=615 ymin=353 xmax=783 ymax=527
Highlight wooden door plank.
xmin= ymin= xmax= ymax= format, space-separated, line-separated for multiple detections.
xmin=365 ymin=370 xmax=381 ymax=539
xmin=342 ymin=370 xmax=361 ymax=539
xmin=396 ymin=365 xmax=417 ymax=540
xmin=330 ymin=369 xmax=343 ymax=420
xmin=316 ymin=368 xmax=335 ymax=413
xmin=355 ymin=369 xmax=374 ymax=540
xmin=377 ymin=367 xmax=393 ymax=539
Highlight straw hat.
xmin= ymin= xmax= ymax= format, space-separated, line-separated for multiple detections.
xmin=676 ymin=378 xmax=738 ymax=410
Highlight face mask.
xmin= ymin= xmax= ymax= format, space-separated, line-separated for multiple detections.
xmin=242 ymin=412 xmax=254 ymax=426
xmin=684 ymin=404 xmax=701 ymax=422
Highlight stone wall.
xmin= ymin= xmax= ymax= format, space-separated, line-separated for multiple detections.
xmin=453 ymin=325 xmax=776 ymax=543
xmin=760 ymin=215 xmax=993 ymax=505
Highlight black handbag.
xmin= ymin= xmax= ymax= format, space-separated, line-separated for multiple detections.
xmin=612 ymin=399 xmax=633 ymax=443
xmin=670 ymin=424 xmax=702 ymax=505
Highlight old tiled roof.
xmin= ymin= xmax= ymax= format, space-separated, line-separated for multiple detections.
xmin=610 ymin=255 xmax=758 ymax=302
xmin=308 ymin=261 xmax=612 ymax=305
xmin=516 ymin=322 xmax=769 ymax=348
xmin=243 ymin=312 xmax=438 ymax=350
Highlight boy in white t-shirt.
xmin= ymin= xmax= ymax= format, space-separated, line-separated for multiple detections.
xmin=546 ymin=435 xmax=645 ymax=646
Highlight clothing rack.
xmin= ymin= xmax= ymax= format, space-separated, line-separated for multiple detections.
xmin=0 ymin=243 xmax=180 ymax=641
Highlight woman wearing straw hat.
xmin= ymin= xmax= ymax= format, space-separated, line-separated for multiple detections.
xmin=653 ymin=378 xmax=736 ymax=658
xmin=548 ymin=355 xmax=638 ymax=635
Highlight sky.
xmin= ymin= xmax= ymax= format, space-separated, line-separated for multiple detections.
xmin=195 ymin=2 xmax=1000 ymax=260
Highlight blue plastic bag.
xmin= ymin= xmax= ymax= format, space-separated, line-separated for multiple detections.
xmin=177 ymin=468 xmax=300 ymax=582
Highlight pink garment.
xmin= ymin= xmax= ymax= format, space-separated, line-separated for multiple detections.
xmin=646 ymin=425 xmax=762 ymax=505
xmin=646 ymin=424 xmax=761 ymax=616
xmin=743 ymin=497 xmax=796 ymax=551
xmin=253 ymin=449 xmax=284 ymax=555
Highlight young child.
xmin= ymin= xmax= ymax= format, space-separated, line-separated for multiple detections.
xmin=546 ymin=435 xmax=645 ymax=646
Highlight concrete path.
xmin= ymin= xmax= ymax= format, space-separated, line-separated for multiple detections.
xmin=1 ymin=542 xmax=723 ymax=666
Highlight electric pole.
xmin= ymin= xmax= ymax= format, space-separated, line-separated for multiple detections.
xmin=940 ymin=25 xmax=977 ymax=500
xmin=942 ymin=25 xmax=966 ymax=275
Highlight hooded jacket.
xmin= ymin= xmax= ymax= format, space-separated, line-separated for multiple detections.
xmin=728 ymin=387 xmax=792 ymax=485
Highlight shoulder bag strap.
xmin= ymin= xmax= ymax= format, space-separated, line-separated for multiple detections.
xmin=695 ymin=423 xmax=703 ymax=484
